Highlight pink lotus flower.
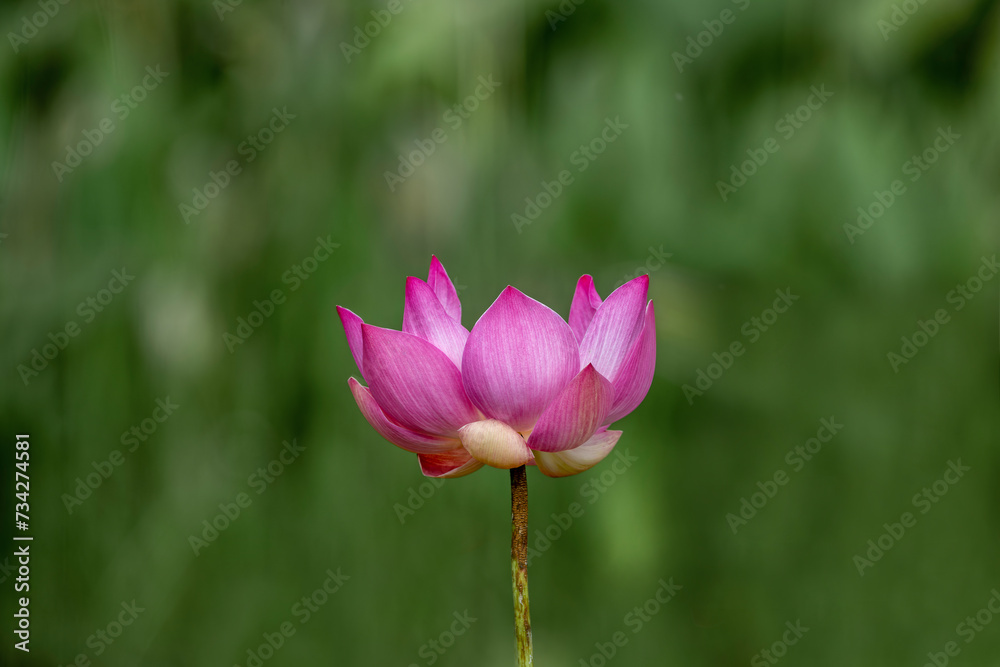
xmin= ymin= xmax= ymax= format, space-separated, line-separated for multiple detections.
xmin=337 ymin=257 xmax=656 ymax=478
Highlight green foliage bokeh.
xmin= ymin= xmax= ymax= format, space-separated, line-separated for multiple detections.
xmin=1 ymin=0 xmax=998 ymax=665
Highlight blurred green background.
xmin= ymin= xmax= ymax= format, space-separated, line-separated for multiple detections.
xmin=1 ymin=0 xmax=999 ymax=665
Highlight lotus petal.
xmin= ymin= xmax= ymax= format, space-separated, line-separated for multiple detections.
xmin=427 ymin=256 xmax=462 ymax=322
xmin=578 ymin=275 xmax=648 ymax=380
xmin=402 ymin=277 xmax=469 ymax=368
xmin=362 ymin=324 xmax=480 ymax=437
xmin=348 ymin=378 xmax=460 ymax=454
xmin=418 ymin=448 xmax=484 ymax=478
xmin=459 ymin=419 xmax=533 ymax=469
xmin=336 ymin=306 xmax=365 ymax=378
xmin=606 ymin=300 xmax=657 ymax=424
xmin=568 ymin=275 xmax=603 ymax=343
xmin=527 ymin=365 xmax=613 ymax=452
xmin=534 ymin=428 xmax=623 ymax=478
xmin=463 ymin=287 xmax=579 ymax=431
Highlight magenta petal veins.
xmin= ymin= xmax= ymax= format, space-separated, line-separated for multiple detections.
xmin=527 ymin=364 xmax=613 ymax=453
xmin=462 ymin=287 xmax=579 ymax=431
xmin=337 ymin=258 xmax=656 ymax=478
xmin=348 ymin=378 xmax=460 ymax=454
xmin=427 ymin=256 xmax=462 ymax=322
xmin=361 ymin=324 xmax=480 ymax=437
xmin=402 ymin=276 xmax=470 ymax=368
xmin=578 ymin=275 xmax=649 ymax=380
xmin=569 ymin=275 xmax=603 ymax=343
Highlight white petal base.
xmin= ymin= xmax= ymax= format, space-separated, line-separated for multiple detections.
xmin=533 ymin=429 xmax=623 ymax=477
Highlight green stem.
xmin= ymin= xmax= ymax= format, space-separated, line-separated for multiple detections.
xmin=510 ymin=465 xmax=533 ymax=666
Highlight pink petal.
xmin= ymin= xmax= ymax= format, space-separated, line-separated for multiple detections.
xmin=427 ymin=256 xmax=462 ymax=323
xmin=526 ymin=365 xmax=613 ymax=453
xmin=402 ymin=277 xmax=470 ymax=368
xmin=337 ymin=306 xmax=365 ymax=378
xmin=462 ymin=287 xmax=580 ymax=431
xmin=606 ymin=301 xmax=657 ymax=423
xmin=458 ymin=419 xmax=532 ymax=469
xmin=362 ymin=324 xmax=480 ymax=437
xmin=348 ymin=378 xmax=461 ymax=454
xmin=578 ymin=275 xmax=648 ymax=380
xmin=569 ymin=275 xmax=603 ymax=343
xmin=534 ymin=428 xmax=623 ymax=478
xmin=418 ymin=448 xmax=484 ymax=478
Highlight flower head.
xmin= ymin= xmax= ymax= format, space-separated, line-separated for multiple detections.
xmin=337 ymin=257 xmax=656 ymax=478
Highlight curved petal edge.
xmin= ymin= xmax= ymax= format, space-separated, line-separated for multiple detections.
xmin=606 ymin=300 xmax=657 ymax=424
xmin=578 ymin=274 xmax=648 ymax=379
xmin=458 ymin=419 xmax=532 ymax=469
xmin=533 ymin=428 xmax=623 ymax=478
xmin=526 ymin=364 xmax=613 ymax=453
xmin=348 ymin=378 xmax=461 ymax=454
xmin=569 ymin=275 xmax=603 ymax=343
xmin=362 ymin=323 xmax=480 ymax=437
xmin=337 ymin=306 xmax=365 ymax=379
xmin=427 ymin=256 xmax=462 ymax=323
xmin=402 ymin=276 xmax=469 ymax=368
xmin=418 ymin=448 xmax=484 ymax=478
xmin=462 ymin=286 xmax=580 ymax=431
